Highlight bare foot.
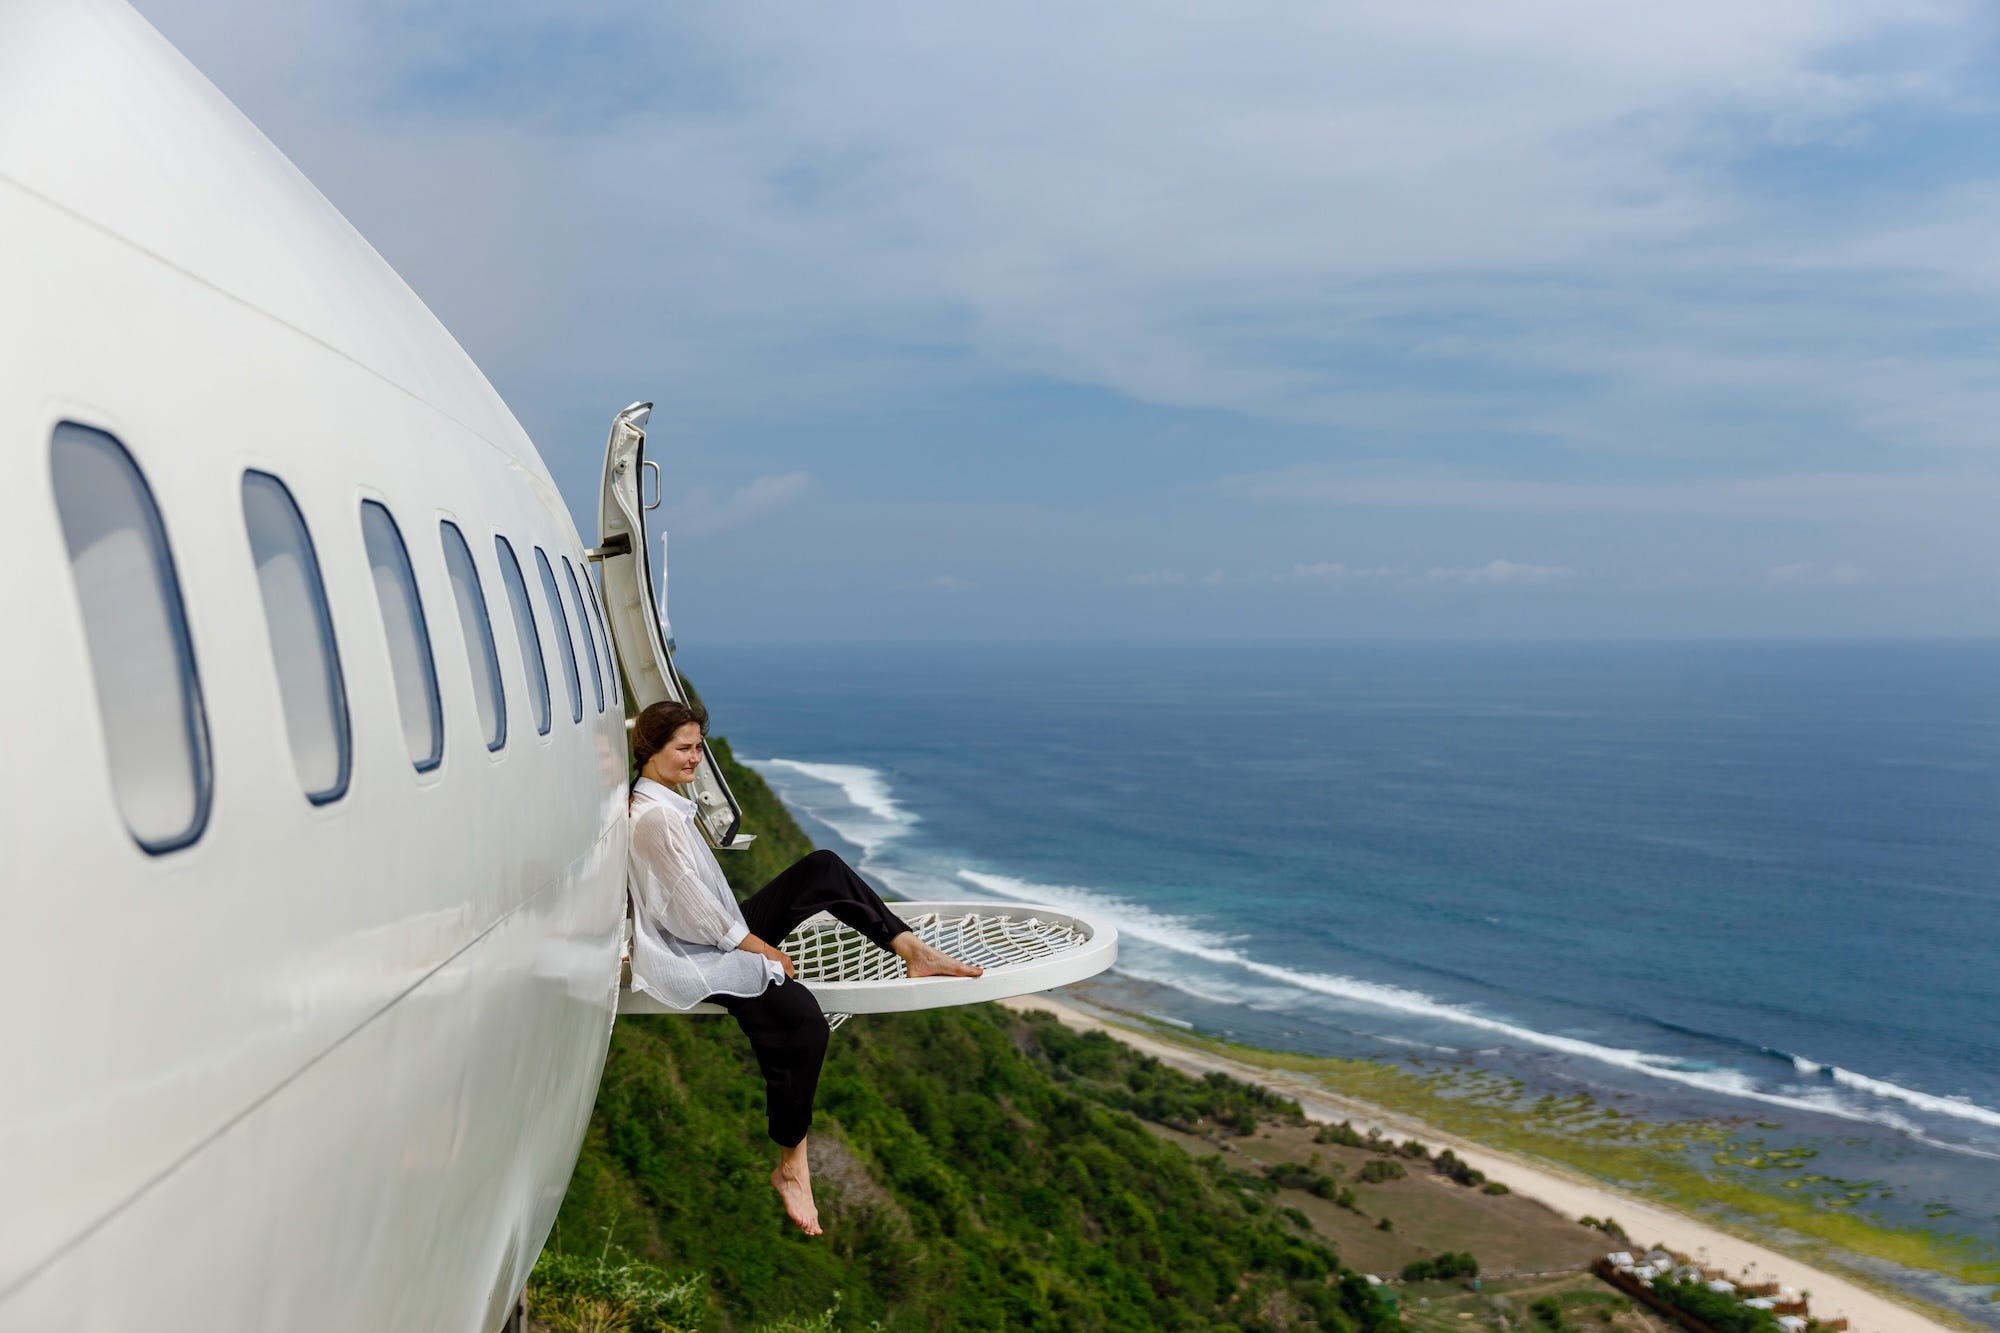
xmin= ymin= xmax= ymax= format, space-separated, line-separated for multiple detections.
xmin=772 ymin=1140 xmax=821 ymax=1236
xmin=892 ymin=932 xmax=984 ymax=979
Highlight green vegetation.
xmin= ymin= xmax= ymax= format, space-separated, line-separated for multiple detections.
xmin=1402 ymin=1252 xmax=1480 ymax=1282
xmin=1480 ymin=1181 xmax=1510 ymax=1196
xmin=1433 ymin=1150 xmax=1485 ymax=1189
xmin=1358 ymin=1159 xmax=1407 ymax=1184
xmin=1528 ymin=1295 xmax=1569 ymax=1332
xmin=538 ymin=726 xmax=1400 ymax=1331
xmin=526 ymin=1245 xmax=704 ymax=1333
xmin=1267 ymin=1160 xmax=1348 ymax=1199
xmin=1577 ymin=1217 xmax=1628 ymax=1243
xmin=1648 ymin=1278 xmax=1784 ymax=1333
xmin=1028 ymin=1022 xmax=1307 ymax=1137
xmin=1119 ymin=1035 xmax=2000 ymax=1302
xmin=1316 ymin=1120 xmax=1369 ymax=1148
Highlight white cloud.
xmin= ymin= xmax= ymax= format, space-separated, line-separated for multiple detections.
xmin=134 ymin=0 xmax=2000 ymax=449
xmin=1274 ymin=562 xmax=1408 ymax=584
xmin=1768 ymin=560 xmax=1869 ymax=587
xmin=669 ymin=472 xmax=811 ymax=542
xmin=119 ymin=0 xmax=2000 ymax=639
xmin=1768 ymin=561 xmax=1816 ymax=585
xmin=1219 ymin=464 xmax=2000 ymax=526
xmin=1461 ymin=559 xmax=1573 ymax=586
xmin=1266 ymin=560 xmax=1572 ymax=588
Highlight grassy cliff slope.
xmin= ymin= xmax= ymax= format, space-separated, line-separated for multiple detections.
xmin=539 ymin=733 xmax=1395 ymax=1331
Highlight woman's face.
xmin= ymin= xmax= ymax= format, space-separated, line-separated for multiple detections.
xmin=656 ymin=722 xmax=704 ymax=786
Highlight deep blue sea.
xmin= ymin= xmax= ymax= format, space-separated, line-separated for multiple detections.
xmin=692 ymin=641 xmax=2000 ymax=1295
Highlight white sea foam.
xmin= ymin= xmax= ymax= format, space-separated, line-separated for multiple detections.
xmin=1112 ymin=956 xmax=1296 ymax=1008
xmin=956 ymin=869 xmax=1996 ymax=1133
xmin=755 ymin=759 xmax=2000 ymax=1149
xmin=748 ymin=758 xmax=915 ymax=857
xmin=1112 ymin=956 xmax=1303 ymax=1012
xmin=956 ymin=869 xmax=1242 ymax=953
xmin=759 ymin=758 xmax=911 ymax=825
xmin=1828 ymin=1066 xmax=2000 ymax=1131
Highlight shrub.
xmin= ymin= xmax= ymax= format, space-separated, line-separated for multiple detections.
xmin=1482 ymin=1181 xmax=1511 ymax=1195
xmin=1358 ymin=1158 xmax=1406 ymax=1184
xmin=526 ymin=1246 xmax=704 ymax=1333
xmin=1529 ymin=1295 xmax=1569 ymax=1332
xmin=1315 ymin=1120 xmax=1368 ymax=1148
xmin=1650 ymin=1278 xmax=1783 ymax=1333
xmin=1579 ymin=1215 xmax=1630 ymax=1241
xmin=1398 ymin=1139 xmax=1431 ymax=1160
xmin=1434 ymin=1149 xmax=1486 ymax=1188
xmin=1401 ymin=1251 xmax=1480 ymax=1283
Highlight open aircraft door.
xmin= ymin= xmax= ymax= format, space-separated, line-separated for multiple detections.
xmin=592 ymin=401 xmax=753 ymax=850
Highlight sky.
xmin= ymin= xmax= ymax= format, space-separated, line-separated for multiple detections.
xmin=135 ymin=0 xmax=2000 ymax=641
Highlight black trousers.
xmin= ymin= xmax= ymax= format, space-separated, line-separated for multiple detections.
xmin=709 ymin=849 xmax=913 ymax=1147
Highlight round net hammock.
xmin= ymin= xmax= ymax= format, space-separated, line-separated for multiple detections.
xmin=619 ymin=901 xmax=1117 ymax=1022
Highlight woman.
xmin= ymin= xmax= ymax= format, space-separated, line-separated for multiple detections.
xmin=627 ymin=700 xmax=981 ymax=1235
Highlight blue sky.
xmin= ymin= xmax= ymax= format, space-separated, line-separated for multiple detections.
xmin=139 ymin=0 xmax=2000 ymax=640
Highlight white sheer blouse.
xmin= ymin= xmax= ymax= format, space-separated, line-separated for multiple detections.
xmin=628 ymin=777 xmax=784 ymax=1010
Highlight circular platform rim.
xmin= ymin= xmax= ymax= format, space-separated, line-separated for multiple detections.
xmin=620 ymin=900 xmax=1119 ymax=1017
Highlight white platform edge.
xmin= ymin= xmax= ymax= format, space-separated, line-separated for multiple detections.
xmin=618 ymin=901 xmax=1119 ymax=1017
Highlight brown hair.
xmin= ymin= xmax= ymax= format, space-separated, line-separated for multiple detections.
xmin=631 ymin=699 xmax=707 ymax=786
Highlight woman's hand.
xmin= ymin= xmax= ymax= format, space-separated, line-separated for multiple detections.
xmin=739 ymin=933 xmax=796 ymax=979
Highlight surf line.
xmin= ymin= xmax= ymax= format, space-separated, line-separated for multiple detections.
xmin=748 ymin=758 xmax=2000 ymax=1147
xmin=956 ymin=868 xmax=2000 ymax=1145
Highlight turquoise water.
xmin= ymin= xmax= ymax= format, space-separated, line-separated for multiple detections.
xmin=694 ymin=640 xmax=2000 ymax=1303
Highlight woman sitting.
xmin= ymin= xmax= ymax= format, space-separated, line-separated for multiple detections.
xmin=627 ymin=700 xmax=981 ymax=1235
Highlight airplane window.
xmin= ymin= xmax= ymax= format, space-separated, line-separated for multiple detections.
xmin=360 ymin=501 xmax=443 ymax=771
xmin=582 ymin=562 xmax=620 ymax=706
xmin=440 ymin=522 xmax=507 ymax=752
xmin=534 ymin=546 xmax=583 ymax=725
xmin=495 ymin=536 xmax=551 ymax=736
xmin=242 ymin=471 xmax=351 ymax=803
xmin=50 ymin=423 xmax=212 ymax=853
xmin=562 ymin=555 xmax=604 ymax=714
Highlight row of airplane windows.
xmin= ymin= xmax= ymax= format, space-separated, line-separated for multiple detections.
xmin=52 ymin=421 xmax=621 ymax=856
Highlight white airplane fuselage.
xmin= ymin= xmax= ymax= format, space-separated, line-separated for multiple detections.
xmin=1 ymin=3 xmax=628 ymax=1328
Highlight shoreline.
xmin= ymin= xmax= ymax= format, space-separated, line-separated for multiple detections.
xmin=1000 ymin=992 xmax=1960 ymax=1333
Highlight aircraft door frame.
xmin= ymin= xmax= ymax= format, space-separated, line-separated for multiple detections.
xmin=593 ymin=402 xmax=751 ymax=850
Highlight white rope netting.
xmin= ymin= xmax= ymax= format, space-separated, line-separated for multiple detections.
xmin=619 ymin=901 xmax=1116 ymax=1019
xmin=781 ymin=909 xmax=1093 ymax=986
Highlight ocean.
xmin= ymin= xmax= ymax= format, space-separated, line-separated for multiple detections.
xmin=689 ymin=640 xmax=2000 ymax=1309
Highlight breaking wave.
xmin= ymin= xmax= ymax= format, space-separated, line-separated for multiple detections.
xmin=752 ymin=756 xmax=2000 ymax=1152
xmin=958 ymin=867 xmax=2000 ymax=1142
xmin=747 ymin=758 xmax=916 ymax=856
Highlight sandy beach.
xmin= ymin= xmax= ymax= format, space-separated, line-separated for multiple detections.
xmin=1001 ymin=993 xmax=1954 ymax=1333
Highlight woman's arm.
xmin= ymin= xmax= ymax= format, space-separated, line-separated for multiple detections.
xmin=735 ymin=933 xmax=796 ymax=978
xmin=631 ymin=806 xmax=752 ymax=951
